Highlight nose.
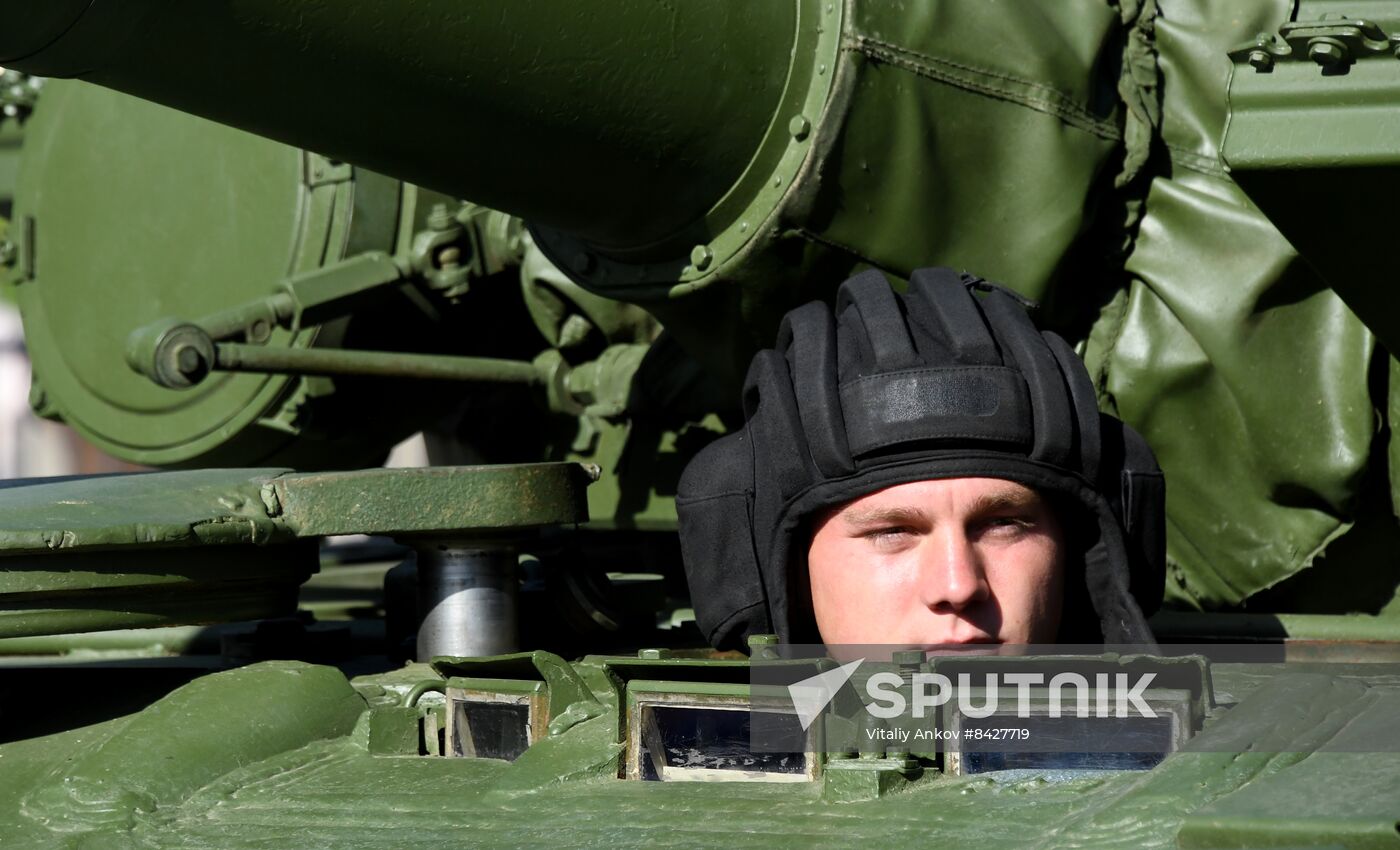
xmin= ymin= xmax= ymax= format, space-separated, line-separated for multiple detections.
xmin=918 ymin=527 xmax=989 ymax=614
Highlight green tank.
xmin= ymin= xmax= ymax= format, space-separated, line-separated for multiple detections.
xmin=0 ymin=1 xmax=1398 ymax=847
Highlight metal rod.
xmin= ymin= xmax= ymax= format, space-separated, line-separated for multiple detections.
xmin=415 ymin=544 xmax=519 ymax=660
xmin=214 ymin=343 xmax=541 ymax=385
xmin=200 ymin=293 xmax=296 ymax=341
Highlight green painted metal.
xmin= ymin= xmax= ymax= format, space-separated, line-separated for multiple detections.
xmin=121 ymin=251 xmax=407 ymax=390
xmin=0 ymin=655 xmax=1395 ymax=847
xmin=0 ymin=464 xmax=591 ymax=637
xmin=0 ymin=0 xmax=796 ymax=258
xmin=18 ymin=660 xmax=365 ymax=833
xmin=12 ymin=81 xmax=347 ymax=466
xmin=0 ymin=470 xmax=294 ymax=554
xmin=1222 ymin=8 xmax=1400 ymax=355
xmin=272 ymin=463 xmax=594 ymax=538
xmin=0 ymin=70 xmax=38 ymax=260
xmin=7 ymin=80 xmax=470 ymax=469
xmin=1154 ymin=610 xmax=1400 ymax=642
xmin=210 ymin=343 xmax=543 ymax=386
xmin=0 ymin=469 xmax=309 ymax=638
xmin=530 ymin=0 xmax=841 ymax=295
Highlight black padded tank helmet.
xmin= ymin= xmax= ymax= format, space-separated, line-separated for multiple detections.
xmin=677 ymin=267 xmax=1165 ymax=651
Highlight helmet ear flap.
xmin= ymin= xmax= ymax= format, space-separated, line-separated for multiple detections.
xmin=676 ymin=430 xmax=767 ymax=650
xmin=681 ymin=348 xmax=811 ymax=651
xmin=1101 ymin=417 xmax=1167 ymax=619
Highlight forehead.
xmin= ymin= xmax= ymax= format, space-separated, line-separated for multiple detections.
xmin=828 ymin=477 xmax=1045 ymax=519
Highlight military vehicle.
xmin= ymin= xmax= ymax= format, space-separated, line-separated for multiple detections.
xmin=0 ymin=1 xmax=1398 ymax=847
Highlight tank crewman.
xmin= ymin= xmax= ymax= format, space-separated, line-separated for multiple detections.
xmin=677 ymin=268 xmax=1166 ymax=650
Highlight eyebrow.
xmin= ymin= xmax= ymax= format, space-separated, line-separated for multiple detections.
xmin=964 ymin=488 xmax=1041 ymax=517
xmin=838 ymin=486 xmax=1042 ymax=530
xmin=840 ymin=505 xmax=929 ymax=529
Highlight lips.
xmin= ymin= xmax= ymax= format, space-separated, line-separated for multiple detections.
xmin=919 ymin=637 xmax=1003 ymax=656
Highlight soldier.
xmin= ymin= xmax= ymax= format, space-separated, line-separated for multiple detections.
xmin=678 ymin=268 xmax=1165 ymax=651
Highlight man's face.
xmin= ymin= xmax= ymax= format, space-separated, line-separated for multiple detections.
xmin=806 ymin=477 xmax=1064 ymax=648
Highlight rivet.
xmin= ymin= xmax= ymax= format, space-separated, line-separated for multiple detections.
xmin=739 ymin=222 xmax=750 ymax=233
xmin=788 ymin=114 xmax=811 ymax=141
xmin=1248 ymin=50 xmax=1273 ymax=71
xmin=571 ymin=251 xmax=596 ymax=275
xmin=818 ymin=63 xmax=827 ymax=75
xmin=690 ymin=244 xmax=713 ymax=271
xmin=773 ymin=175 xmax=783 ymax=187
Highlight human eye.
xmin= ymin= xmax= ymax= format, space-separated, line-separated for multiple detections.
xmin=859 ymin=526 xmax=916 ymax=551
xmin=978 ymin=515 xmax=1034 ymax=538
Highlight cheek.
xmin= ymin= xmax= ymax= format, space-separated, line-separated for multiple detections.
xmin=808 ymin=538 xmax=919 ymax=641
xmin=809 ymin=537 xmax=868 ymax=607
xmin=984 ymin=536 xmax=1064 ymax=638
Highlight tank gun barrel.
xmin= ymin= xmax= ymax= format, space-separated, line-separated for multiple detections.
xmin=0 ymin=0 xmax=798 ymax=253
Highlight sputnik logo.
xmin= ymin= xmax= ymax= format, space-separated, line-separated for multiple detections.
xmin=787 ymin=658 xmax=863 ymax=731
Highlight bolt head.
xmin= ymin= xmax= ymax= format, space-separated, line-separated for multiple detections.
xmin=892 ymin=649 xmax=926 ymax=668
xmin=175 ymin=345 xmax=202 ymax=375
xmin=435 ymin=246 xmax=462 ymax=268
xmin=690 ymin=244 xmax=713 ymax=271
xmin=1248 ymin=49 xmax=1273 ymax=71
xmin=1309 ymin=39 xmax=1347 ymax=66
